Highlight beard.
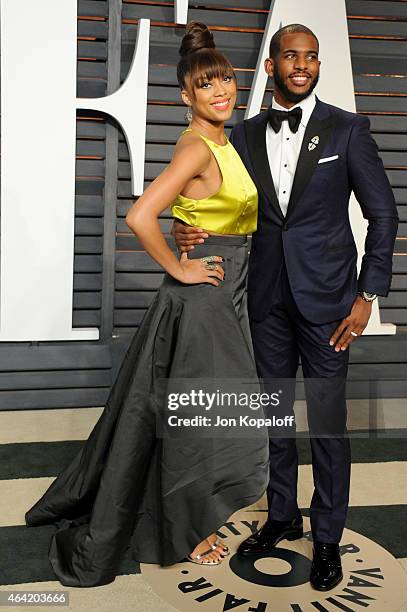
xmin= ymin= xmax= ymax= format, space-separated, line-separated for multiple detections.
xmin=273 ymin=65 xmax=319 ymax=104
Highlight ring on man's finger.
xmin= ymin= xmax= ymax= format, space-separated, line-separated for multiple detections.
xmin=350 ymin=331 xmax=358 ymax=337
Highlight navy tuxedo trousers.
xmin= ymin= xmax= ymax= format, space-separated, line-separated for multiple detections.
xmin=250 ymin=258 xmax=351 ymax=543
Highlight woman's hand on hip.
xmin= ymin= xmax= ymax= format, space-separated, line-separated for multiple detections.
xmin=175 ymin=252 xmax=225 ymax=286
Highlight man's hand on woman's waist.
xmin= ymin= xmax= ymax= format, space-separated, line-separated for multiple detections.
xmin=171 ymin=219 xmax=209 ymax=252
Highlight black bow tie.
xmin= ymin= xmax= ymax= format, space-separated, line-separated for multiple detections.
xmin=268 ymin=106 xmax=303 ymax=134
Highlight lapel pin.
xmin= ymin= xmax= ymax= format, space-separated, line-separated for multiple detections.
xmin=308 ymin=135 xmax=319 ymax=151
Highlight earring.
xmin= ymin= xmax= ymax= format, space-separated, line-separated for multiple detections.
xmin=184 ymin=107 xmax=193 ymax=123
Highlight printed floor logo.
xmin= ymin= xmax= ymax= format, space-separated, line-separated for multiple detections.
xmin=140 ymin=510 xmax=407 ymax=612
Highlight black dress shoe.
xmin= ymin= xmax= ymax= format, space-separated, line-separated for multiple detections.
xmin=237 ymin=514 xmax=303 ymax=556
xmin=310 ymin=541 xmax=343 ymax=591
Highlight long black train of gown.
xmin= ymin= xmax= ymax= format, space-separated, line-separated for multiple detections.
xmin=25 ymin=235 xmax=270 ymax=587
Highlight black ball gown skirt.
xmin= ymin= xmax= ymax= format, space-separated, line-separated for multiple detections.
xmin=25 ymin=235 xmax=270 ymax=587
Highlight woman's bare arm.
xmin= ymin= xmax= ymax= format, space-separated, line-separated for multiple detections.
xmin=125 ymin=136 xmax=224 ymax=284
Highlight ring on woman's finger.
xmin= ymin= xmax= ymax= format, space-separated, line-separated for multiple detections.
xmin=205 ymin=262 xmax=218 ymax=271
xmin=200 ymin=255 xmax=219 ymax=264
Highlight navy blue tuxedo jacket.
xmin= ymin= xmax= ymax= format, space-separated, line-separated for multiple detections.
xmin=229 ymin=96 xmax=399 ymax=324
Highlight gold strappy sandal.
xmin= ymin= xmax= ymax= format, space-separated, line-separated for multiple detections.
xmin=210 ymin=539 xmax=230 ymax=556
xmin=187 ymin=547 xmax=223 ymax=565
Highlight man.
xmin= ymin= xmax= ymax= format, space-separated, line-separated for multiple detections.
xmin=172 ymin=24 xmax=398 ymax=590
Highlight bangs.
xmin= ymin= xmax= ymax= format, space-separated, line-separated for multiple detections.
xmin=178 ymin=49 xmax=236 ymax=91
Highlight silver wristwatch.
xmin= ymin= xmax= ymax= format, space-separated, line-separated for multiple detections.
xmin=359 ymin=291 xmax=377 ymax=302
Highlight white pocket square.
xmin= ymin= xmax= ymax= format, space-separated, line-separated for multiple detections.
xmin=318 ymin=154 xmax=339 ymax=164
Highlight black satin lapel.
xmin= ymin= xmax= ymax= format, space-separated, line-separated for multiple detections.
xmin=244 ymin=118 xmax=284 ymax=220
xmin=286 ymin=114 xmax=336 ymax=219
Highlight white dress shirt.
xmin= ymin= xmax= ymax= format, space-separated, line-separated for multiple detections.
xmin=266 ymin=92 xmax=316 ymax=216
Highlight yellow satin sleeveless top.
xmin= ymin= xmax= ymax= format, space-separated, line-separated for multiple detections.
xmin=171 ymin=128 xmax=258 ymax=234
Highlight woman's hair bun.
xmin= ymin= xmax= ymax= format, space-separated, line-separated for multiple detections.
xmin=179 ymin=21 xmax=215 ymax=57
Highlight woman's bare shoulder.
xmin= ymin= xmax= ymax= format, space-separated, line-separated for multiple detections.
xmin=175 ymin=130 xmax=210 ymax=156
xmin=171 ymin=130 xmax=211 ymax=175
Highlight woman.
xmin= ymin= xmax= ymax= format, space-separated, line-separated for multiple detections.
xmin=25 ymin=21 xmax=269 ymax=586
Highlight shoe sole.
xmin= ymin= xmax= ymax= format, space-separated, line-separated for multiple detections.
xmin=186 ymin=556 xmax=223 ymax=566
xmin=238 ymin=527 xmax=304 ymax=556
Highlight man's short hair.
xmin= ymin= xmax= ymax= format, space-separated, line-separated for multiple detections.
xmin=269 ymin=24 xmax=319 ymax=59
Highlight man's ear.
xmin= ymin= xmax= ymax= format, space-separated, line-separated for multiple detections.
xmin=264 ymin=57 xmax=274 ymax=78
